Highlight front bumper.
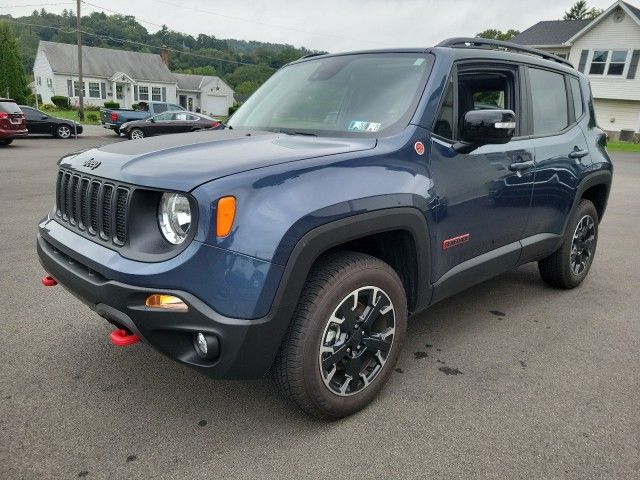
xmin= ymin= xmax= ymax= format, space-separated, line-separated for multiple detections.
xmin=37 ymin=225 xmax=291 ymax=379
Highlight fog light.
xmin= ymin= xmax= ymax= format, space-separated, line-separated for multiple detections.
xmin=145 ymin=294 xmax=188 ymax=311
xmin=193 ymin=332 xmax=219 ymax=360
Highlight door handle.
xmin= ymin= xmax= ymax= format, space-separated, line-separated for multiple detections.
xmin=568 ymin=149 xmax=589 ymax=159
xmin=509 ymin=160 xmax=535 ymax=171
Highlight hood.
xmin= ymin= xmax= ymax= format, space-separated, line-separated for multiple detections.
xmin=59 ymin=129 xmax=376 ymax=191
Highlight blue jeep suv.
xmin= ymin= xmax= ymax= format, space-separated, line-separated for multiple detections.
xmin=37 ymin=38 xmax=612 ymax=419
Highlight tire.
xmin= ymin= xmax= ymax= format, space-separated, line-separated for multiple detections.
xmin=129 ymin=128 xmax=144 ymax=140
xmin=56 ymin=124 xmax=72 ymax=139
xmin=273 ymin=251 xmax=407 ymax=420
xmin=112 ymin=128 xmax=121 ymax=136
xmin=538 ymin=199 xmax=599 ymax=289
xmin=0 ymin=138 xmax=13 ymax=146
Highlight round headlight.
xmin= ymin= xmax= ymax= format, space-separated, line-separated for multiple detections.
xmin=158 ymin=192 xmax=192 ymax=244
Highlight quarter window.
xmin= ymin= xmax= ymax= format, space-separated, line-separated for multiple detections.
xmin=88 ymin=82 xmax=100 ymax=98
xmin=569 ymin=77 xmax=584 ymax=119
xmin=529 ymin=68 xmax=568 ymax=135
xmin=139 ymin=86 xmax=149 ymax=101
xmin=152 ymin=87 xmax=162 ymax=101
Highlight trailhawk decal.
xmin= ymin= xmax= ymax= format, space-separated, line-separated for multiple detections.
xmin=442 ymin=233 xmax=470 ymax=250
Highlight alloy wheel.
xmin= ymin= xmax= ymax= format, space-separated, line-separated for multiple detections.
xmin=57 ymin=125 xmax=71 ymax=138
xmin=318 ymin=286 xmax=395 ymax=397
xmin=570 ymin=214 xmax=595 ymax=275
xmin=130 ymin=129 xmax=144 ymax=140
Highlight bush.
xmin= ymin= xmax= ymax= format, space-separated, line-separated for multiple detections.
xmin=51 ymin=96 xmax=70 ymax=109
xmin=84 ymin=104 xmax=101 ymax=111
xmin=40 ymin=103 xmax=56 ymax=111
xmin=86 ymin=112 xmax=99 ymax=122
xmin=26 ymin=93 xmax=42 ymax=107
xmin=103 ymin=101 xmax=120 ymax=109
xmin=228 ymin=103 xmax=241 ymax=116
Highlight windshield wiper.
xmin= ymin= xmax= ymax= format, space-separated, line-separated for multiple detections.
xmin=277 ymin=129 xmax=317 ymax=137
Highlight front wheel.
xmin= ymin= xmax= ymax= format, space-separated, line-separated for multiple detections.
xmin=129 ymin=128 xmax=144 ymax=140
xmin=56 ymin=124 xmax=72 ymax=139
xmin=538 ymin=199 xmax=599 ymax=288
xmin=273 ymin=251 xmax=407 ymax=420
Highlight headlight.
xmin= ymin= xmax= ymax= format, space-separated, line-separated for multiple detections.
xmin=158 ymin=192 xmax=192 ymax=244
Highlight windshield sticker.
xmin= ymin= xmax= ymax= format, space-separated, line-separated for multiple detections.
xmin=413 ymin=58 xmax=425 ymax=66
xmin=348 ymin=121 xmax=382 ymax=132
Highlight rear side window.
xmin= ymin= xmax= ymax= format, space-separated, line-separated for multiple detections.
xmin=569 ymin=77 xmax=584 ymax=119
xmin=529 ymin=68 xmax=568 ymax=135
xmin=0 ymin=101 xmax=21 ymax=114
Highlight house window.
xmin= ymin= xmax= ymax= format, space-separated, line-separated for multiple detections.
xmin=73 ymin=81 xmax=85 ymax=97
xmin=46 ymin=78 xmax=53 ymax=88
xmin=588 ymin=50 xmax=629 ymax=76
xmin=88 ymin=82 xmax=101 ymax=98
xmin=589 ymin=51 xmax=608 ymax=74
xmin=607 ymin=50 xmax=628 ymax=75
xmin=139 ymin=86 xmax=149 ymax=101
xmin=37 ymin=76 xmax=42 ymax=86
xmin=152 ymin=87 xmax=161 ymax=101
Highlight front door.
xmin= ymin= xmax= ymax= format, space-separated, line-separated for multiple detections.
xmin=428 ymin=63 xmax=535 ymax=296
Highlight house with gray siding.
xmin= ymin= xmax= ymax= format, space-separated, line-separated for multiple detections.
xmin=512 ymin=0 xmax=640 ymax=137
xmin=32 ymin=41 xmax=234 ymax=116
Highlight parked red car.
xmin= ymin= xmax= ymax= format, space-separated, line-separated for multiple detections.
xmin=0 ymin=99 xmax=28 ymax=146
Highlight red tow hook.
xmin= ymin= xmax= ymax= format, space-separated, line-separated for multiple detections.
xmin=110 ymin=329 xmax=140 ymax=346
xmin=41 ymin=275 xmax=58 ymax=287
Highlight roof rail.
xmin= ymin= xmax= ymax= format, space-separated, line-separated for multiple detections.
xmin=436 ymin=37 xmax=574 ymax=68
xmin=298 ymin=52 xmax=326 ymax=60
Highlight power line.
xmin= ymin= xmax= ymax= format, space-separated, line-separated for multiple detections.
xmin=0 ymin=2 xmax=73 ymax=8
xmin=80 ymin=1 xmax=165 ymax=29
xmin=3 ymin=18 xmax=271 ymax=68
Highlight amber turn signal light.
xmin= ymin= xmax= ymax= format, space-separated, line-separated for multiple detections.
xmin=216 ymin=196 xmax=236 ymax=237
xmin=145 ymin=294 xmax=188 ymax=311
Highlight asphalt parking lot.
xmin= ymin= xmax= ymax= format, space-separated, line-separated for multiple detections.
xmin=1 ymin=135 xmax=638 ymax=479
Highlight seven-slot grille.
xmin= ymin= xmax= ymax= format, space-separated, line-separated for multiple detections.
xmin=55 ymin=168 xmax=130 ymax=246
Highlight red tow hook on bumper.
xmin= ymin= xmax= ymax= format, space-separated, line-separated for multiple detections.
xmin=41 ymin=275 xmax=58 ymax=286
xmin=110 ymin=329 xmax=140 ymax=346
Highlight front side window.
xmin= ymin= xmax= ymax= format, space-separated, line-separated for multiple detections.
xmin=529 ymin=68 xmax=568 ymax=135
xmin=139 ymin=86 xmax=149 ymax=101
xmin=229 ymin=53 xmax=433 ymax=137
xmin=153 ymin=112 xmax=173 ymax=121
xmin=88 ymin=82 xmax=100 ymax=98
xmin=152 ymin=87 xmax=162 ymax=101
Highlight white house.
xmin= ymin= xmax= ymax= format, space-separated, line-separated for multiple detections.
xmin=512 ymin=1 xmax=640 ymax=138
xmin=33 ymin=41 xmax=234 ymax=116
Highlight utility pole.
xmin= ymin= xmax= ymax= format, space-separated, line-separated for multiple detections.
xmin=76 ymin=0 xmax=84 ymax=120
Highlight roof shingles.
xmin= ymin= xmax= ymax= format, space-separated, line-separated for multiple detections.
xmin=510 ymin=19 xmax=591 ymax=46
xmin=39 ymin=41 xmax=175 ymax=82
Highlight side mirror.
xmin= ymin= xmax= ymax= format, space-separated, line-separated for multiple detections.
xmin=454 ymin=109 xmax=516 ymax=153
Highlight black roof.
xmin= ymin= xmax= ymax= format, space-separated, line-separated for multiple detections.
xmin=510 ymin=20 xmax=591 ymax=46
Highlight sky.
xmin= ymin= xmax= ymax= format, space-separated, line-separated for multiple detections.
xmin=1 ymin=0 xmax=622 ymax=52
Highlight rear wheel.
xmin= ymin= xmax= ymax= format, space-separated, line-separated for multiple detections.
xmin=538 ymin=199 xmax=598 ymax=289
xmin=273 ymin=251 xmax=407 ymax=420
xmin=129 ymin=128 xmax=144 ymax=140
xmin=56 ymin=124 xmax=72 ymax=139
xmin=0 ymin=138 xmax=13 ymax=146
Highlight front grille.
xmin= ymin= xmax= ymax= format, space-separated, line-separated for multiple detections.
xmin=55 ymin=168 xmax=131 ymax=247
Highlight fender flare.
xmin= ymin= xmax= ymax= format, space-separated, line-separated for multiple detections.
xmin=264 ymin=207 xmax=432 ymax=319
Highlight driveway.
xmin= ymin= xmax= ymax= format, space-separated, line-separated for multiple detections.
xmin=1 ymin=139 xmax=638 ymax=479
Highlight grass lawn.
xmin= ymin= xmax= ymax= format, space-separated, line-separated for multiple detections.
xmin=607 ymin=140 xmax=640 ymax=153
xmin=44 ymin=109 xmax=100 ymax=125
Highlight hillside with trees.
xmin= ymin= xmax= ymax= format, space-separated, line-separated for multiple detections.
xmin=1 ymin=8 xmax=320 ymax=95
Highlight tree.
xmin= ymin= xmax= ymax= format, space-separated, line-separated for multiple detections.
xmin=0 ymin=22 xmax=30 ymax=103
xmin=476 ymin=29 xmax=520 ymax=41
xmin=563 ymin=1 xmax=603 ymax=20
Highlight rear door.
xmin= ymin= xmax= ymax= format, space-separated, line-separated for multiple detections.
xmin=428 ymin=62 xmax=535 ymax=292
xmin=21 ymin=107 xmax=48 ymax=134
xmin=523 ymin=67 xmax=593 ymax=249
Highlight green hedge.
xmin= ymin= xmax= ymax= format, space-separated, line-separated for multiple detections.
xmin=51 ymin=96 xmax=70 ymax=108
xmin=103 ymin=101 xmax=120 ymax=109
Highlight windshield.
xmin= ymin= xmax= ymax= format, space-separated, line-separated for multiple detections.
xmin=228 ymin=53 xmax=433 ymax=137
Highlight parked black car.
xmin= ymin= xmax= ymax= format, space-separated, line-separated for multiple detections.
xmin=20 ymin=106 xmax=83 ymax=138
xmin=120 ymin=111 xmax=222 ymax=139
